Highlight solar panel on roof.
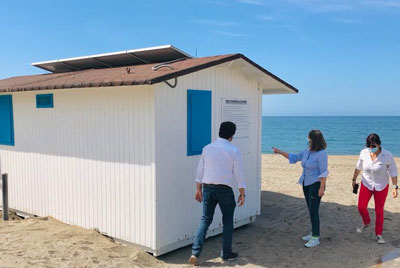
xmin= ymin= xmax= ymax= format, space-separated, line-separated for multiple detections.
xmin=31 ymin=45 xmax=192 ymax=73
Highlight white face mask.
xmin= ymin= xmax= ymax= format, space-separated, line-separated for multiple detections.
xmin=368 ymin=147 xmax=379 ymax=153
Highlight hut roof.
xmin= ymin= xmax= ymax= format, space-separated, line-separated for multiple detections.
xmin=0 ymin=54 xmax=298 ymax=94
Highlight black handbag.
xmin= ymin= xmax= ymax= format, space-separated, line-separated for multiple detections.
xmin=353 ymin=183 xmax=359 ymax=194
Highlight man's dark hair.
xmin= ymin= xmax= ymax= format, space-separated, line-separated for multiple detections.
xmin=309 ymin=129 xmax=327 ymax=151
xmin=219 ymin=121 xmax=236 ymax=140
xmin=366 ymin=133 xmax=381 ymax=147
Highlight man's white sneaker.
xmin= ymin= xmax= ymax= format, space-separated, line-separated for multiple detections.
xmin=356 ymin=224 xmax=369 ymax=233
xmin=305 ymin=237 xmax=320 ymax=248
xmin=377 ymin=235 xmax=386 ymax=244
xmin=302 ymin=233 xmax=312 ymax=241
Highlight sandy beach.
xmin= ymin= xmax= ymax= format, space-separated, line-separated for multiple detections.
xmin=1 ymin=154 xmax=400 ymax=268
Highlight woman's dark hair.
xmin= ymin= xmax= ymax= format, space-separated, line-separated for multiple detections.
xmin=308 ymin=129 xmax=327 ymax=151
xmin=219 ymin=121 xmax=236 ymax=140
xmin=366 ymin=133 xmax=381 ymax=147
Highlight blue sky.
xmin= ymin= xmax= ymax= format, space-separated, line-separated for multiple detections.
xmin=1 ymin=0 xmax=399 ymax=116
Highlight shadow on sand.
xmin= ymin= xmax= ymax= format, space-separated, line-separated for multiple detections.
xmin=159 ymin=191 xmax=400 ymax=268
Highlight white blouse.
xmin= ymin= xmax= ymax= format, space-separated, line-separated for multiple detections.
xmin=356 ymin=148 xmax=398 ymax=191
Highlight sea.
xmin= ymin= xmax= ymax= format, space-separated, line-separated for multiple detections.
xmin=262 ymin=116 xmax=400 ymax=156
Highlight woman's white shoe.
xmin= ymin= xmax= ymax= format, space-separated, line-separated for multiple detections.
xmin=304 ymin=237 xmax=320 ymax=248
xmin=377 ymin=235 xmax=386 ymax=244
xmin=302 ymin=233 xmax=312 ymax=241
xmin=356 ymin=224 xmax=369 ymax=233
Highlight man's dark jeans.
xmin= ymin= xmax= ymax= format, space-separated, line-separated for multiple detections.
xmin=192 ymin=184 xmax=236 ymax=258
xmin=302 ymin=181 xmax=322 ymax=237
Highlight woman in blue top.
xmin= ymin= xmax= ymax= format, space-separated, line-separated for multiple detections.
xmin=273 ymin=129 xmax=329 ymax=248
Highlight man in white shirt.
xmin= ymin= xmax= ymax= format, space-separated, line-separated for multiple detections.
xmin=189 ymin=121 xmax=246 ymax=265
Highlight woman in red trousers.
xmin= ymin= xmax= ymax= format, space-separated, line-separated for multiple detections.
xmin=352 ymin=133 xmax=398 ymax=244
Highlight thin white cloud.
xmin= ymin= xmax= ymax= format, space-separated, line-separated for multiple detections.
xmin=281 ymin=0 xmax=353 ymax=13
xmin=311 ymin=4 xmax=353 ymax=13
xmin=212 ymin=30 xmax=246 ymax=37
xmin=237 ymin=0 xmax=400 ymax=12
xmin=363 ymin=0 xmax=400 ymax=8
xmin=286 ymin=0 xmax=400 ymax=11
xmin=194 ymin=19 xmax=237 ymax=27
xmin=237 ymin=0 xmax=266 ymax=6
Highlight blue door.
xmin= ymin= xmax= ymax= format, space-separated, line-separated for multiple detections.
xmin=187 ymin=90 xmax=211 ymax=156
xmin=0 ymin=95 xmax=15 ymax=146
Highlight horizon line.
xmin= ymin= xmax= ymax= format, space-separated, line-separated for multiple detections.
xmin=261 ymin=115 xmax=400 ymax=117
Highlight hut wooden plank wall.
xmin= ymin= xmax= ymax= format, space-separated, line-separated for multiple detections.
xmin=154 ymin=64 xmax=262 ymax=254
xmin=0 ymin=86 xmax=157 ymax=250
xmin=0 ymin=51 xmax=298 ymax=256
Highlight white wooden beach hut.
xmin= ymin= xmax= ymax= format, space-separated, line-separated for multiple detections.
xmin=0 ymin=45 xmax=298 ymax=256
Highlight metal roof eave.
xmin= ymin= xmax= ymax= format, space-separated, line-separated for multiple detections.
xmin=238 ymin=55 xmax=298 ymax=94
xmin=149 ymin=54 xmax=299 ymax=94
xmin=262 ymin=88 xmax=296 ymax=95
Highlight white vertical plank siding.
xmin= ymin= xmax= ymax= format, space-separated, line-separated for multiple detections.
xmin=0 ymin=60 xmax=271 ymax=255
xmin=0 ymin=86 xmax=156 ymax=249
xmin=154 ymin=63 xmax=262 ymax=252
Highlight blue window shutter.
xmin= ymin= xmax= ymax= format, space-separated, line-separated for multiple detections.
xmin=187 ymin=90 xmax=211 ymax=156
xmin=36 ymin=94 xmax=54 ymax=108
xmin=0 ymin=95 xmax=15 ymax=146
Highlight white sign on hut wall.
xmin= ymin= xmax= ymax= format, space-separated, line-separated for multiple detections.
xmin=222 ymin=99 xmax=250 ymax=139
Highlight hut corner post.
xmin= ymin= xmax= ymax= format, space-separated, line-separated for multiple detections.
xmin=1 ymin=173 xmax=8 ymax=221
